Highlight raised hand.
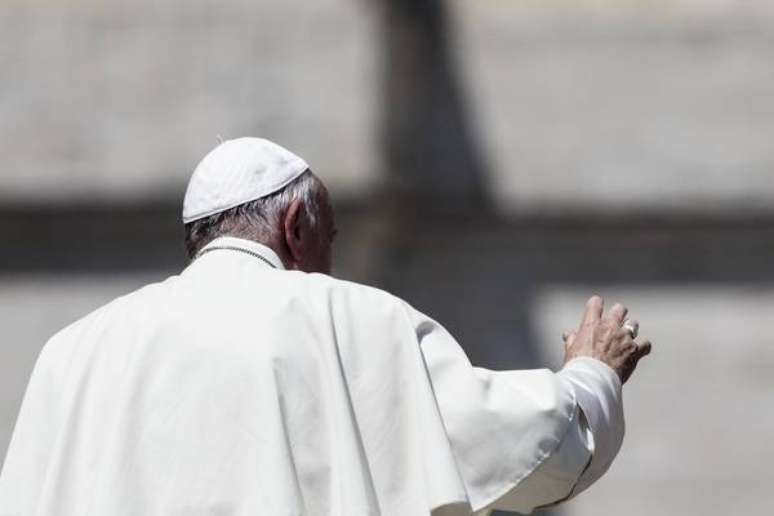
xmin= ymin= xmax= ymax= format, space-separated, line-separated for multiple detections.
xmin=562 ymin=295 xmax=652 ymax=383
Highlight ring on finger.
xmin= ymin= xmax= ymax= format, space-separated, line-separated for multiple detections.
xmin=622 ymin=319 xmax=639 ymax=339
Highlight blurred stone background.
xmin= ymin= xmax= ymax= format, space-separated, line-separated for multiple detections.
xmin=1 ymin=0 xmax=773 ymax=514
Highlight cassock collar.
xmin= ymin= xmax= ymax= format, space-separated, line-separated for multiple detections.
xmin=197 ymin=236 xmax=286 ymax=270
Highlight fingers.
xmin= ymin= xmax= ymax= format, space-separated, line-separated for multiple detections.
xmin=582 ymin=295 xmax=604 ymax=326
xmin=607 ymin=302 xmax=628 ymax=325
xmin=622 ymin=319 xmax=639 ymax=339
xmin=621 ymin=340 xmax=652 ymax=384
xmin=562 ymin=330 xmax=577 ymax=349
xmin=613 ymin=328 xmax=646 ymax=357
xmin=635 ymin=340 xmax=652 ymax=358
xmin=612 ymin=330 xmax=636 ymax=359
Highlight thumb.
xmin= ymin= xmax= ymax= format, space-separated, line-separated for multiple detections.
xmin=562 ymin=330 xmax=577 ymax=349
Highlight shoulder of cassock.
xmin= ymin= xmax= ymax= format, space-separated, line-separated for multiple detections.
xmin=0 ymin=239 xmax=596 ymax=516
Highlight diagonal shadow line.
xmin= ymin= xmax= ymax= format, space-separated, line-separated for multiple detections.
xmin=374 ymin=1 xmax=557 ymax=514
xmin=378 ymin=0 xmax=488 ymax=206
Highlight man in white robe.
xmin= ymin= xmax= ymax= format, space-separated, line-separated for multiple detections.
xmin=0 ymin=138 xmax=651 ymax=516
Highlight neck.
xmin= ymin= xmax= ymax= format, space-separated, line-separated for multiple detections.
xmin=197 ymin=236 xmax=288 ymax=270
xmin=259 ymin=234 xmax=293 ymax=270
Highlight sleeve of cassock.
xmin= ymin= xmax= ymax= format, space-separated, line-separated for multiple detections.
xmin=479 ymin=358 xmax=625 ymax=514
xmin=407 ymin=305 xmax=625 ymax=515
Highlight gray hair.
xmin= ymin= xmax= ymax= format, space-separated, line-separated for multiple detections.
xmin=184 ymin=169 xmax=323 ymax=259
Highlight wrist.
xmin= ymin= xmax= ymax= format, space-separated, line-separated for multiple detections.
xmin=562 ymin=357 xmax=623 ymax=392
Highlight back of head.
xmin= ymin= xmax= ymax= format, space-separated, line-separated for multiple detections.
xmin=182 ymin=137 xmax=333 ymax=273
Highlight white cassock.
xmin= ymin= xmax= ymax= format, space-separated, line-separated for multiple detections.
xmin=0 ymin=237 xmax=624 ymax=516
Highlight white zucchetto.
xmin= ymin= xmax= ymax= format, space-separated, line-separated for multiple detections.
xmin=182 ymin=137 xmax=309 ymax=223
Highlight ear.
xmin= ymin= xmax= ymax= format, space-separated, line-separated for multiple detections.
xmin=283 ymin=198 xmax=307 ymax=264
